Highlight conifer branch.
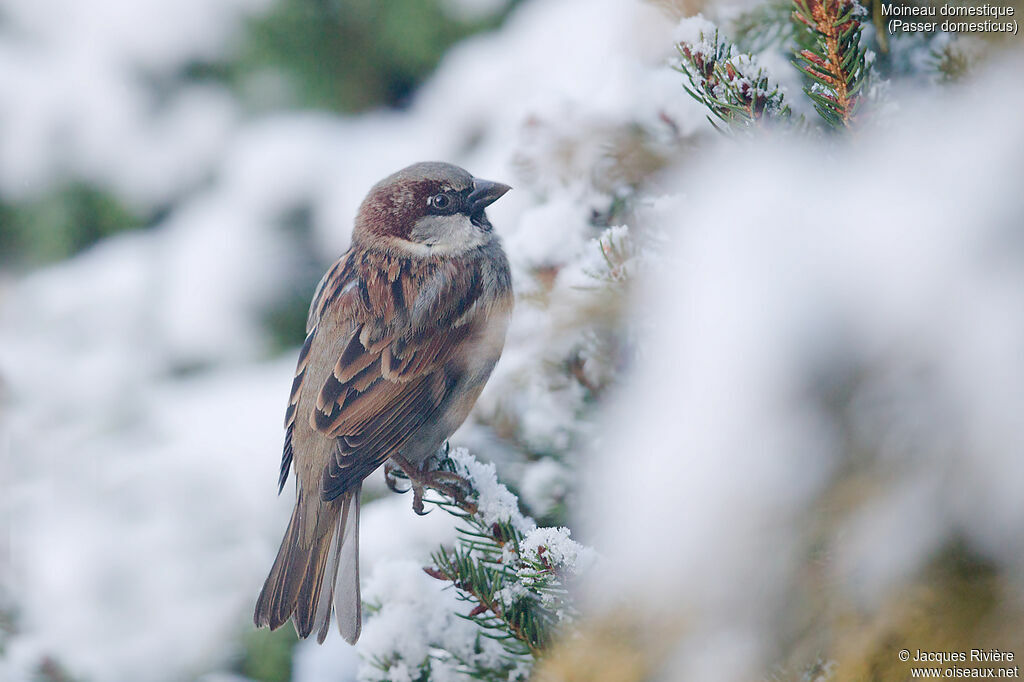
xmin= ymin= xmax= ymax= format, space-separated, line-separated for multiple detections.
xmin=675 ymin=30 xmax=792 ymax=130
xmin=733 ymin=0 xmax=800 ymax=53
xmin=930 ymin=37 xmax=985 ymax=84
xmin=372 ymin=449 xmax=592 ymax=680
xmin=791 ymin=0 xmax=871 ymax=127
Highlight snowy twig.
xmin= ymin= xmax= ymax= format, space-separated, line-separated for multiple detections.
xmin=675 ymin=30 xmax=792 ymax=130
xmin=382 ymin=448 xmax=592 ymax=679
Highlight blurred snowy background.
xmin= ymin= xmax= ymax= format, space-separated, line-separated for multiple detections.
xmin=1 ymin=0 xmax=1023 ymax=680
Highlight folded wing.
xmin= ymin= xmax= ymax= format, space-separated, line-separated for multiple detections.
xmin=306 ymin=250 xmax=485 ymax=500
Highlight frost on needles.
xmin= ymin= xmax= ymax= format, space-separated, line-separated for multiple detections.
xmin=365 ymin=448 xmax=594 ymax=681
xmin=792 ymin=0 xmax=872 ymax=128
xmin=674 ymin=29 xmax=793 ymax=130
xmin=675 ymin=0 xmax=875 ymax=132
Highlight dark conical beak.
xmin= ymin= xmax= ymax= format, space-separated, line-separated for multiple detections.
xmin=467 ymin=178 xmax=511 ymax=213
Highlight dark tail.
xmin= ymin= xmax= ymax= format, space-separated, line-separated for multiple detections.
xmin=254 ymin=489 xmax=361 ymax=643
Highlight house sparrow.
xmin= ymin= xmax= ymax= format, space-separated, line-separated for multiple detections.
xmin=254 ymin=162 xmax=513 ymax=644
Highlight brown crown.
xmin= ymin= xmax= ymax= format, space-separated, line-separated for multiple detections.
xmin=353 ymin=162 xmax=474 ymax=241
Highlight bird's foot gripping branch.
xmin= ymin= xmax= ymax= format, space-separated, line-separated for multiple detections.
xmin=385 ymin=447 xmax=478 ymax=516
xmin=371 ymin=448 xmax=595 ymax=680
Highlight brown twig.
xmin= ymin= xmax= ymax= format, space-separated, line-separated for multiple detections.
xmin=793 ymin=0 xmax=865 ymax=127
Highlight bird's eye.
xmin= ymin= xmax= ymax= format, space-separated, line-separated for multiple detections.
xmin=428 ymin=193 xmax=451 ymax=210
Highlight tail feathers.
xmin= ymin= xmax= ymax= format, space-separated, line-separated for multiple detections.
xmin=312 ymin=514 xmax=342 ymax=644
xmin=254 ymin=489 xmax=361 ymax=642
xmin=253 ymin=500 xmax=308 ymax=631
xmin=334 ymin=487 xmax=361 ymax=644
xmin=292 ymin=522 xmax=334 ymax=639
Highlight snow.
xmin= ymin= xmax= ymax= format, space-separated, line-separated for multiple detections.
xmin=0 ymin=0 xmax=269 ymax=205
xmin=517 ymin=459 xmax=569 ymax=519
xmin=449 ymin=448 xmax=534 ymax=533
xmin=349 ymin=556 xmax=513 ymax=682
xmin=356 ymin=561 xmax=466 ymax=681
xmin=672 ymin=15 xmax=719 ymax=47
xmin=518 ymin=527 xmax=594 ymax=578
xmin=3 ymin=357 xmax=292 ymax=681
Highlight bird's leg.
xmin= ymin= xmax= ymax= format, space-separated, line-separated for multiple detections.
xmin=388 ymin=449 xmax=477 ymax=516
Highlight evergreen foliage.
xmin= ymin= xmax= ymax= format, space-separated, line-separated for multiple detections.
xmin=791 ymin=0 xmax=872 ymax=128
xmin=931 ymin=37 xmax=985 ymax=83
xmin=0 ymin=602 xmax=12 ymax=658
xmin=369 ymin=449 xmax=592 ymax=681
xmin=236 ymin=0 xmax=512 ymax=113
xmin=676 ymin=0 xmax=876 ymax=131
xmin=674 ymin=31 xmax=793 ymax=130
xmin=237 ymin=626 xmax=299 ymax=682
xmin=732 ymin=0 xmax=801 ymax=53
xmin=0 ymin=184 xmax=140 ymax=268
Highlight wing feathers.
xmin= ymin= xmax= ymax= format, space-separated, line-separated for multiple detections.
xmin=336 ymin=334 xmax=379 ymax=383
xmin=279 ymin=327 xmax=317 ymax=493
xmin=303 ymin=248 xmax=496 ymax=499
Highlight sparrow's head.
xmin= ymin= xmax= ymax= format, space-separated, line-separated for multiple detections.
xmin=353 ymin=162 xmax=511 ymax=254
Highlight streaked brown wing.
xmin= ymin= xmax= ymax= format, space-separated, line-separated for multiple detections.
xmin=310 ymin=250 xmax=485 ymax=501
xmin=278 ymin=254 xmax=355 ymax=494
xmin=278 ymin=328 xmax=314 ymax=493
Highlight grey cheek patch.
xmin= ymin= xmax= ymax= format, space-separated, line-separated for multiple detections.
xmin=410 ymin=214 xmax=480 ymax=248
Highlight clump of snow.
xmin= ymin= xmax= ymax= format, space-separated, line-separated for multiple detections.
xmin=672 ymin=15 xmax=719 ymax=47
xmin=505 ymin=194 xmax=593 ymax=271
xmin=493 ymin=582 xmax=531 ymax=606
xmin=352 ymin=550 xmax=538 ymax=681
xmin=518 ymin=459 xmax=570 ymax=518
xmin=355 ymin=561 xmax=479 ymax=682
xmin=1 ymin=354 xmax=293 ymax=681
xmin=519 ymin=527 xmax=595 ymax=580
xmin=574 ymin=224 xmax=636 ymax=285
xmin=450 ymin=448 xmax=534 ymax=533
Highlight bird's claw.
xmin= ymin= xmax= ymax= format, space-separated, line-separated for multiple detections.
xmin=388 ymin=451 xmax=477 ymax=514
xmin=384 ymin=460 xmax=410 ymax=494
xmin=412 ymin=485 xmax=428 ymax=516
